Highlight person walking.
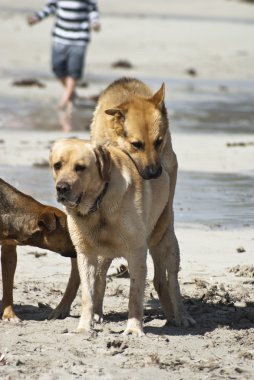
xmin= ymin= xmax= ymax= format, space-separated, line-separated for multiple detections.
xmin=27 ymin=0 xmax=100 ymax=109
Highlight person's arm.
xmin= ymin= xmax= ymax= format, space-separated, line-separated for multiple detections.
xmin=87 ymin=0 xmax=101 ymax=31
xmin=27 ymin=0 xmax=57 ymax=26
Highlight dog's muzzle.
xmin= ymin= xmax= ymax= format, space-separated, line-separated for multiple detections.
xmin=56 ymin=181 xmax=82 ymax=207
xmin=141 ymin=164 xmax=162 ymax=180
xmin=56 ymin=181 xmax=71 ymax=202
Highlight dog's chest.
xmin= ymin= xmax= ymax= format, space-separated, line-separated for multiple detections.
xmin=69 ymin=212 xmax=143 ymax=258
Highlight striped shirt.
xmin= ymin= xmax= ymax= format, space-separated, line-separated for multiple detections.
xmin=35 ymin=0 xmax=100 ymax=46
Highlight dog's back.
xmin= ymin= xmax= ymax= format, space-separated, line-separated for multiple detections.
xmin=97 ymin=77 xmax=153 ymax=105
xmin=91 ymin=78 xmax=156 ymax=145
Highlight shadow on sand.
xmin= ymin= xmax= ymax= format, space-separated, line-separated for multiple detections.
xmin=3 ymin=294 xmax=254 ymax=337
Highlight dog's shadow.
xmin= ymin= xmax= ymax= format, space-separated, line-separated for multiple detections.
xmin=104 ymin=296 xmax=254 ymax=336
xmin=10 ymin=303 xmax=54 ymax=321
xmin=143 ymin=296 xmax=254 ymax=336
xmin=5 ymin=296 xmax=254 ymax=336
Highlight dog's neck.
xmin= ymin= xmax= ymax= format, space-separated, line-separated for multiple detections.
xmin=76 ymin=181 xmax=109 ymax=217
xmin=88 ymin=182 xmax=109 ymax=214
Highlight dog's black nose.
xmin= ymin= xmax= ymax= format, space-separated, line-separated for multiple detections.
xmin=56 ymin=181 xmax=71 ymax=195
xmin=145 ymin=165 xmax=162 ymax=179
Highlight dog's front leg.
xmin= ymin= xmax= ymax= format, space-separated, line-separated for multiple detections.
xmin=124 ymin=249 xmax=147 ymax=337
xmin=1 ymin=244 xmax=20 ymax=321
xmin=94 ymin=256 xmax=112 ymax=323
xmin=49 ymin=258 xmax=80 ymax=320
xmin=76 ymin=252 xmax=97 ymax=333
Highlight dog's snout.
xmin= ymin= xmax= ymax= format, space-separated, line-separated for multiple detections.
xmin=143 ymin=164 xmax=162 ymax=180
xmin=56 ymin=181 xmax=71 ymax=195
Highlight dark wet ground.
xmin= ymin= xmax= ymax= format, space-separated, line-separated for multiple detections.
xmin=0 ymin=77 xmax=253 ymax=228
xmin=0 ymin=95 xmax=94 ymax=132
xmin=1 ymin=76 xmax=254 ymax=134
xmin=0 ymin=165 xmax=253 ymax=229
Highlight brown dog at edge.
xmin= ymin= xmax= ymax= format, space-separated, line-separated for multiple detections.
xmin=0 ymin=178 xmax=80 ymax=321
xmin=91 ymin=77 xmax=195 ymax=327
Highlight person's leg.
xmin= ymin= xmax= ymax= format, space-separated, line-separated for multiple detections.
xmin=52 ymin=42 xmax=71 ymax=108
xmin=59 ymin=77 xmax=67 ymax=86
xmin=60 ymin=44 xmax=87 ymax=108
xmin=58 ymin=76 xmax=77 ymax=109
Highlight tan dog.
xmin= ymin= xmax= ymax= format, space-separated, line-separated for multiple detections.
xmin=91 ymin=77 xmax=195 ymax=327
xmin=0 ymin=178 xmax=80 ymax=321
xmin=50 ymin=138 xmax=170 ymax=336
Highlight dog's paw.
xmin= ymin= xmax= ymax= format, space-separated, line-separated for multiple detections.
xmin=122 ymin=327 xmax=144 ymax=337
xmin=74 ymin=317 xmax=95 ymax=335
xmin=75 ymin=326 xmax=88 ymax=334
xmin=123 ymin=318 xmax=144 ymax=337
xmin=167 ymin=312 xmax=196 ymax=328
xmin=74 ymin=327 xmax=98 ymax=338
xmin=183 ymin=314 xmax=196 ymax=328
xmin=2 ymin=315 xmax=21 ymax=322
xmin=94 ymin=313 xmax=103 ymax=323
xmin=2 ymin=307 xmax=21 ymax=322
xmin=48 ymin=306 xmax=70 ymax=320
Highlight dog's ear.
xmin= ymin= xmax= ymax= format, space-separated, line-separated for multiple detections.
xmin=105 ymin=105 xmax=127 ymax=136
xmin=105 ymin=108 xmax=125 ymax=119
xmin=38 ymin=209 xmax=57 ymax=232
xmin=150 ymin=83 xmax=165 ymax=109
xmin=53 ymin=209 xmax=67 ymax=229
xmin=94 ymin=146 xmax=111 ymax=182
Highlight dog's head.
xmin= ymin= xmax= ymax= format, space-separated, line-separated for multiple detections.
xmin=104 ymin=83 xmax=168 ymax=180
xmin=35 ymin=207 xmax=76 ymax=257
xmin=49 ymin=139 xmax=111 ymax=215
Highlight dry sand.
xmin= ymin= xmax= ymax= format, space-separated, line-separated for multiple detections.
xmin=0 ymin=1 xmax=254 ymax=379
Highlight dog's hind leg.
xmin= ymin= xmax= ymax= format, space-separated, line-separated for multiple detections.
xmin=124 ymin=248 xmax=147 ymax=337
xmin=93 ymin=256 xmax=112 ymax=323
xmin=1 ymin=244 xmax=20 ymax=321
xmin=149 ymin=244 xmax=174 ymax=321
xmin=151 ymin=228 xmax=196 ymax=327
xmin=49 ymin=258 xmax=80 ymax=320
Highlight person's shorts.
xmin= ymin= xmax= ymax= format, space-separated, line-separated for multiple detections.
xmin=52 ymin=42 xmax=87 ymax=80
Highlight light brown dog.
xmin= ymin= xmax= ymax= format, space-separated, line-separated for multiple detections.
xmin=91 ymin=77 xmax=195 ymax=327
xmin=50 ymin=138 xmax=170 ymax=336
xmin=0 ymin=178 xmax=80 ymax=321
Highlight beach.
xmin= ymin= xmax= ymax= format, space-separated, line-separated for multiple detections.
xmin=0 ymin=0 xmax=254 ymax=379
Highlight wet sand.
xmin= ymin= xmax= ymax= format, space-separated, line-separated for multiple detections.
xmin=1 ymin=1 xmax=254 ymax=379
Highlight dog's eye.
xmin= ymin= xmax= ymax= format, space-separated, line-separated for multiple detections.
xmin=75 ymin=164 xmax=86 ymax=173
xmin=131 ymin=141 xmax=144 ymax=150
xmin=54 ymin=162 xmax=62 ymax=171
xmin=154 ymin=137 xmax=163 ymax=149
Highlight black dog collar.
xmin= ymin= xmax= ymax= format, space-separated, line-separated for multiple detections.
xmin=88 ymin=182 xmax=109 ymax=214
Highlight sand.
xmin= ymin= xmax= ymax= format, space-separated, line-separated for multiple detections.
xmin=0 ymin=0 xmax=254 ymax=379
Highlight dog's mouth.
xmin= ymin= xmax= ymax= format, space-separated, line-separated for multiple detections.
xmin=140 ymin=165 xmax=162 ymax=180
xmin=57 ymin=192 xmax=83 ymax=208
xmin=120 ymin=149 xmax=162 ymax=180
xmin=122 ymin=150 xmax=162 ymax=180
